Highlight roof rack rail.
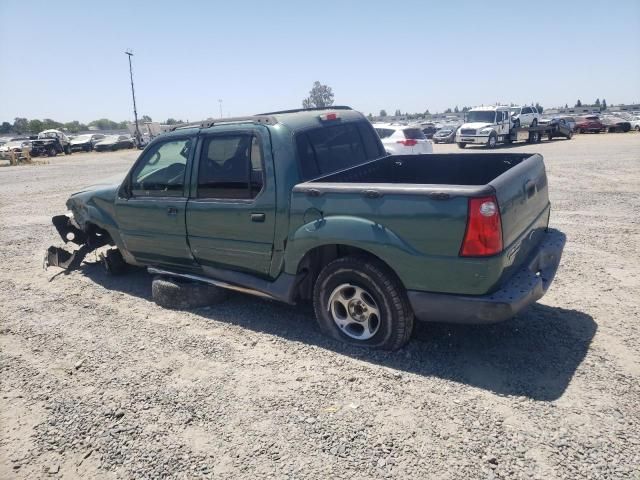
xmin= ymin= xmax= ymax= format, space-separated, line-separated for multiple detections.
xmin=170 ymin=115 xmax=277 ymax=131
xmin=256 ymin=105 xmax=352 ymax=115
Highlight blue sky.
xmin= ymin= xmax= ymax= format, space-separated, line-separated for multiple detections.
xmin=1 ymin=0 xmax=639 ymax=123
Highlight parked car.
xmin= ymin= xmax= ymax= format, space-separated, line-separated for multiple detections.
xmin=510 ymin=106 xmax=540 ymax=128
xmin=601 ymin=115 xmax=631 ymax=133
xmin=0 ymin=137 xmax=32 ymax=156
xmin=30 ymin=129 xmax=71 ymax=156
xmin=575 ymin=116 xmax=606 ymax=133
xmin=432 ymin=126 xmax=458 ymax=144
xmin=373 ymin=124 xmax=433 ymax=155
xmin=419 ymin=123 xmax=438 ymax=139
xmin=46 ymin=106 xmax=565 ymax=351
xmin=70 ymin=134 xmax=106 ymax=152
xmin=630 ymin=116 xmax=640 ymax=131
xmin=541 ymin=118 xmax=573 ymax=140
xmin=94 ymin=135 xmax=136 ymax=152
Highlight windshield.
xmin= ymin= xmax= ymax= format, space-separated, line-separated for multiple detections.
xmin=38 ymin=131 xmax=59 ymax=139
xmin=73 ymin=134 xmax=92 ymax=141
xmin=101 ymin=136 xmax=118 ymax=142
xmin=466 ymin=111 xmax=496 ymax=123
xmin=510 ymin=107 xmax=521 ymax=114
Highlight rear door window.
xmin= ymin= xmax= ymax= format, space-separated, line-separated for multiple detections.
xmin=197 ymin=134 xmax=264 ymax=199
xmin=296 ymin=122 xmax=383 ymax=179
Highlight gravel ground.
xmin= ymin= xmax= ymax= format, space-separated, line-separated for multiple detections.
xmin=1 ymin=134 xmax=639 ymax=479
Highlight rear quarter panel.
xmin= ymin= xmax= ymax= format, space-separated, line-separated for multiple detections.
xmin=285 ymin=190 xmax=508 ymax=295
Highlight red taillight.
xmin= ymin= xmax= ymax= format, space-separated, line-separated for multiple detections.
xmin=460 ymin=195 xmax=503 ymax=257
xmin=397 ymin=139 xmax=418 ymax=146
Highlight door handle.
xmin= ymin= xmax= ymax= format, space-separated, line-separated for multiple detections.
xmin=251 ymin=213 xmax=266 ymax=223
xmin=167 ymin=206 xmax=178 ymax=216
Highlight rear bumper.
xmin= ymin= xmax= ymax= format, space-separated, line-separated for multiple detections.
xmin=408 ymin=228 xmax=566 ymax=324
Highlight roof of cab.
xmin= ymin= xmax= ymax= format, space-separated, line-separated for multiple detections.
xmin=167 ymin=106 xmax=365 ymax=135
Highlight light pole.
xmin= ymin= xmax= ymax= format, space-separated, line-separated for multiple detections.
xmin=218 ymin=99 xmax=223 ymax=118
xmin=125 ymin=50 xmax=142 ymax=146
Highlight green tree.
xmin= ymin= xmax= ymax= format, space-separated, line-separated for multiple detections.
xmin=89 ymin=118 xmax=120 ymax=130
xmin=165 ymin=118 xmax=185 ymax=125
xmin=444 ymin=108 xmax=452 ymax=114
xmin=424 ymin=109 xmax=430 ymax=115
xmin=141 ymin=115 xmax=152 ymax=123
xmin=13 ymin=118 xmax=28 ymax=134
xmin=28 ymin=119 xmax=43 ymax=133
xmin=367 ymin=113 xmax=373 ymax=121
xmin=302 ymin=81 xmax=334 ymax=109
xmin=576 ymin=99 xmax=582 ymax=107
xmin=394 ymin=109 xmax=401 ymax=116
xmin=454 ymin=105 xmax=459 ymax=113
xmin=594 ymin=99 xmax=600 ymax=107
xmin=63 ymin=121 xmax=87 ymax=133
xmin=565 ymin=104 xmax=568 ymax=109
xmin=535 ymin=103 xmax=544 ymax=113
xmin=0 ymin=122 xmax=11 ymax=134
xmin=601 ymin=99 xmax=607 ymax=111
xmin=379 ymin=109 xmax=387 ymax=117
xmin=41 ymin=119 xmax=63 ymax=130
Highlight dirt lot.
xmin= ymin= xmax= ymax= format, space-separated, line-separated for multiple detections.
xmin=1 ymin=134 xmax=639 ymax=479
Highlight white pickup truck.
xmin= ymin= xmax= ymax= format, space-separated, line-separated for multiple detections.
xmin=456 ymin=105 xmax=554 ymax=149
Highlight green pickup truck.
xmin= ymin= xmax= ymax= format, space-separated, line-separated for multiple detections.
xmin=46 ymin=106 xmax=565 ymax=350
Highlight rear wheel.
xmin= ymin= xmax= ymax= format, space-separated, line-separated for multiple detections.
xmin=456 ymin=142 xmax=467 ymax=149
xmin=635 ymin=125 xmax=640 ymax=132
xmin=313 ymin=256 xmax=414 ymax=350
xmin=47 ymin=146 xmax=57 ymax=157
xmin=566 ymin=131 xmax=573 ymax=140
xmin=64 ymin=144 xmax=71 ymax=155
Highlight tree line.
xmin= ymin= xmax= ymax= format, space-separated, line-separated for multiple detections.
xmin=0 ymin=115 xmax=166 ymax=135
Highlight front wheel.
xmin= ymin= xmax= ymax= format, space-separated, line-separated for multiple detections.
xmin=532 ymin=119 xmax=538 ymax=128
xmin=47 ymin=146 xmax=57 ymax=157
xmin=313 ymin=256 xmax=414 ymax=350
xmin=566 ymin=131 xmax=573 ymax=140
xmin=486 ymin=133 xmax=497 ymax=148
xmin=635 ymin=125 xmax=640 ymax=132
xmin=64 ymin=145 xmax=71 ymax=155
xmin=456 ymin=142 xmax=467 ymax=149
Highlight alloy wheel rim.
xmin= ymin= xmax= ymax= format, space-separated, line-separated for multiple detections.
xmin=328 ymin=283 xmax=381 ymax=340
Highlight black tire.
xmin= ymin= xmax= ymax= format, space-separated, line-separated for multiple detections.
xmin=64 ymin=144 xmax=71 ymax=155
xmin=579 ymin=128 xmax=585 ymax=134
xmin=313 ymin=256 xmax=414 ymax=350
xmin=513 ymin=119 xmax=521 ymax=129
xmin=100 ymin=249 xmax=128 ymax=275
xmin=635 ymin=125 xmax=640 ymax=132
xmin=456 ymin=142 xmax=467 ymax=149
xmin=566 ymin=131 xmax=573 ymax=140
xmin=47 ymin=146 xmax=57 ymax=157
xmin=152 ymin=275 xmax=228 ymax=310
xmin=486 ymin=133 xmax=497 ymax=149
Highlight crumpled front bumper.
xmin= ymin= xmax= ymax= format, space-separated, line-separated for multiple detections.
xmin=44 ymin=214 xmax=107 ymax=270
xmin=408 ymin=228 xmax=566 ymax=324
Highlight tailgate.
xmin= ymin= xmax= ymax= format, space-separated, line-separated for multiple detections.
xmin=490 ymin=153 xmax=550 ymax=269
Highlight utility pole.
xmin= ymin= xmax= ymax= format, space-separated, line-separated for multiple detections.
xmin=218 ymin=99 xmax=223 ymax=118
xmin=125 ymin=50 xmax=142 ymax=146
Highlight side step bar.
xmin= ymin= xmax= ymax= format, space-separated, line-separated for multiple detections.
xmin=148 ymin=267 xmax=300 ymax=305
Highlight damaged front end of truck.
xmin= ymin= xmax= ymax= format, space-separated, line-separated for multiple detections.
xmin=44 ymin=214 xmax=111 ymax=270
xmin=44 ymin=180 xmax=128 ymax=273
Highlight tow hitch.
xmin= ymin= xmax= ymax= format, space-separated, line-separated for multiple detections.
xmin=44 ymin=214 xmax=108 ymax=271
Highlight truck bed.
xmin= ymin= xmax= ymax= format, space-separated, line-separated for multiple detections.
xmin=305 ymin=153 xmax=531 ymax=189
